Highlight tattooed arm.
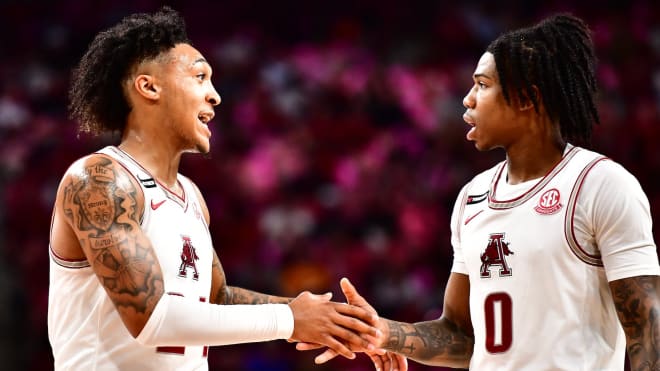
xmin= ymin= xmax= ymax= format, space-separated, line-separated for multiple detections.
xmin=209 ymin=250 xmax=290 ymax=305
xmin=300 ymin=273 xmax=474 ymax=368
xmin=56 ymin=154 xmax=164 ymax=337
xmin=190 ymin=182 xmax=292 ymax=307
xmin=380 ymin=318 xmax=472 ymax=368
xmin=205 ymin=238 xmax=380 ymax=357
xmin=192 ymin=182 xmax=380 ymax=357
xmin=378 ymin=272 xmax=474 ymax=368
xmin=610 ymin=275 xmax=660 ymax=371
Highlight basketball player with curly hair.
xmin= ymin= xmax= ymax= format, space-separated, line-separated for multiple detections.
xmin=48 ymin=7 xmax=381 ymax=370
xmin=302 ymin=14 xmax=660 ymax=371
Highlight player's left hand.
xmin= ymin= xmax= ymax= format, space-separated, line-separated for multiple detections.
xmin=369 ymin=351 xmax=408 ymax=371
xmin=296 ymin=342 xmax=407 ymax=371
xmin=295 ymin=278 xmax=408 ymax=369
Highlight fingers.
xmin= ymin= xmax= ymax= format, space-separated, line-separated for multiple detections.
xmin=369 ymin=352 xmax=407 ymax=371
xmin=325 ymin=319 xmax=377 ymax=353
xmin=340 ymin=277 xmax=373 ymax=311
xmin=327 ymin=301 xmax=381 ymax=350
xmin=314 ymin=348 xmax=339 ymax=364
xmin=393 ymin=353 xmax=408 ymax=371
xmin=289 ymin=290 xmax=379 ymax=359
xmin=318 ymin=335 xmax=355 ymax=360
xmin=369 ymin=353 xmax=387 ymax=371
xmin=295 ymin=342 xmax=324 ymax=351
xmin=294 ymin=343 xmax=342 ymax=365
xmin=333 ymin=301 xmax=379 ymax=328
xmin=332 ymin=305 xmax=380 ymax=336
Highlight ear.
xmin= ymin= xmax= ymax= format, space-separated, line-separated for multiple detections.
xmin=133 ymin=74 xmax=160 ymax=101
xmin=518 ymin=85 xmax=540 ymax=112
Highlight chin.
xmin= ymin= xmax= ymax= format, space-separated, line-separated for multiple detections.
xmin=197 ymin=141 xmax=211 ymax=155
xmin=473 ymin=141 xmax=494 ymax=152
xmin=192 ymin=135 xmax=211 ymax=154
xmin=182 ymin=141 xmax=210 ymax=155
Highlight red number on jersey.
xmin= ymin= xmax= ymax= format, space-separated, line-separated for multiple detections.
xmin=484 ymin=292 xmax=512 ymax=353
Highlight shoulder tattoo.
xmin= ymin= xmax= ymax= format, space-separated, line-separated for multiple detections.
xmin=62 ymin=157 xmax=162 ymax=313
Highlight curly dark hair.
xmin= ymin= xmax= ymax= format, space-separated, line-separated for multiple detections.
xmin=68 ymin=6 xmax=190 ymax=135
xmin=486 ymin=14 xmax=599 ymax=145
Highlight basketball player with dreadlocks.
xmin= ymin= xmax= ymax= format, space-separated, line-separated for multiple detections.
xmin=47 ymin=7 xmax=382 ymax=370
xmin=299 ymin=14 xmax=660 ymax=371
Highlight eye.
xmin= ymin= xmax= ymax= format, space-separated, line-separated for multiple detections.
xmin=196 ymin=73 xmax=206 ymax=81
xmin=478 ymin=81 xmax=487 ymax=89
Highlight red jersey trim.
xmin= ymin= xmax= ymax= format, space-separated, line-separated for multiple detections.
xmin=49 ymin=245 xmax=90 ymax=269
xmin=488 ymin=145 xmax=579 ymax=210
xmin=455 ymin=183 xmax=471 ymax=245
xmin=103 ymin=146 xmax=187 ymax=209
xmin=564 ymin=156 xmax=609 ymax=266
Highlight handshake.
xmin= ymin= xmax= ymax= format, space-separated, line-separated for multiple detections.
xmin=288 ymin=278 xmax=408 ymax=371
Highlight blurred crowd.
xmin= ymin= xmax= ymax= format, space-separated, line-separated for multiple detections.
xmin=0 ymin=1 xmax=658 ymax=370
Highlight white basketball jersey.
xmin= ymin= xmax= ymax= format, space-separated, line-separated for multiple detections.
xmin=451 ymin=145 xmax=659 ymax=370
xmin=48 ymin=146 xmax=214 ymax=370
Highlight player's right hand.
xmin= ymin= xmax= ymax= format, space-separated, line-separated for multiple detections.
xmin=288 ymin=290 xmax=381 ymax=360
xmin=295 ymin=278 xmax=409 ymax=370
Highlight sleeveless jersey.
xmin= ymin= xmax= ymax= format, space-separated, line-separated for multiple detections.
xmin=48 ymin=146 xmax=214 ymax=370
xmin=450 ymin=145 xmax=659 ymax=370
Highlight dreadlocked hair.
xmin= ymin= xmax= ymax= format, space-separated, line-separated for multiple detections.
xmin=486 ymin=14 xmax=599 ymax=145
xmin=68 ymin=6 xmax=190 ymax=135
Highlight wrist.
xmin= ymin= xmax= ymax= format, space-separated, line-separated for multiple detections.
xmin=377 ymin=318 xmax=391 ymax=349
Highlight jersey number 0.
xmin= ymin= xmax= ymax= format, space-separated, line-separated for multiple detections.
xmin=484 ymin=292 xmax=512 ymax=353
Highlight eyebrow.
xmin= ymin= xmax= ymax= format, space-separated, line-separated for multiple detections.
xmin=193 ymin=57 xmax=209 ymax=66
xmin=473 ymin=73 xmax=492 ymax=80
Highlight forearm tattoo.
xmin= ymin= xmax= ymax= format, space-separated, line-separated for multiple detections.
xmin=210 ymin=254 xmax=229 ymax=304
xmin=208 ymin=252 xmax=291 ymax=305
xmin=384 ymin=318 xmax=473 ymax=366
xmin=62 ymin=158 xmax=163 ymax=317
xmin=226 ymin=287 xmax=292 ymax=305
xmin=611 ymin=276 xmax=660 ymax=371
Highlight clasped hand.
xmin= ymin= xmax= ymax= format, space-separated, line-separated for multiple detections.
xmin=294 ymin=278 xmax=408 ymax=371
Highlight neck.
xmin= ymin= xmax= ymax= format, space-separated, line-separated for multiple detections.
xmin=505 ymin=141 xmax=565 ymax=184
xmin=504 ymin=115 xmax=566 ymax=184
xmin=119 ymin=124 xmax=182 ymax=189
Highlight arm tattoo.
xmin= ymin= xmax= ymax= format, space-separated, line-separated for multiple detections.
xmin=208 ymin=250 xmax=290 ymax=305
xmin=384 ymin=318 xmax=473 ymax=367
xmin=209 ymin=253 xmax=229 ymax=304
xmin=226 ymin=287 xmax=292 ymax=305
xmin=62 ymin=157 xmax=163 ymax=318
xmin=611 ymin=276 xmax=660 ymax=371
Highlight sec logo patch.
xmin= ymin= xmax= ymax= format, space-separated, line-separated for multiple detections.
xmin=534 ymin=188 xmax=563 ymax=215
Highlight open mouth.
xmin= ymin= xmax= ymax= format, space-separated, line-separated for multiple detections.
xmin=462 ymin=112 xmax=475 ymax=126
xmin=198 ymin=112 xmax=214 ymax=125
xmin=463 ymin=112 xmax=477 ymax=141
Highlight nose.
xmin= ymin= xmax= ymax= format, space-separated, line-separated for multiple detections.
xmin=207 ymin=85 xmax=221 ymax=106
xmin=463 ymin=86 xmax=475 ymax=109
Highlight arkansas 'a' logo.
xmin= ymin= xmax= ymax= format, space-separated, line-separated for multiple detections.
xmin=480 ymin=233 xmax=514 ymax=278
xmin=178 ymin=236 xmax=199 ymax=280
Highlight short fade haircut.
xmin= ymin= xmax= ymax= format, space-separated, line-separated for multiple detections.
xmin=68 ymin=6 xmax=190 ymax=136
xmin=487 ymin=14 xmax=599 ymax=145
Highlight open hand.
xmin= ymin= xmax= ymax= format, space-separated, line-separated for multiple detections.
xmin=288 ymin=289 xmax=380 ymax=360
xmin=295 ymin=278 xmax=408 ymax=370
